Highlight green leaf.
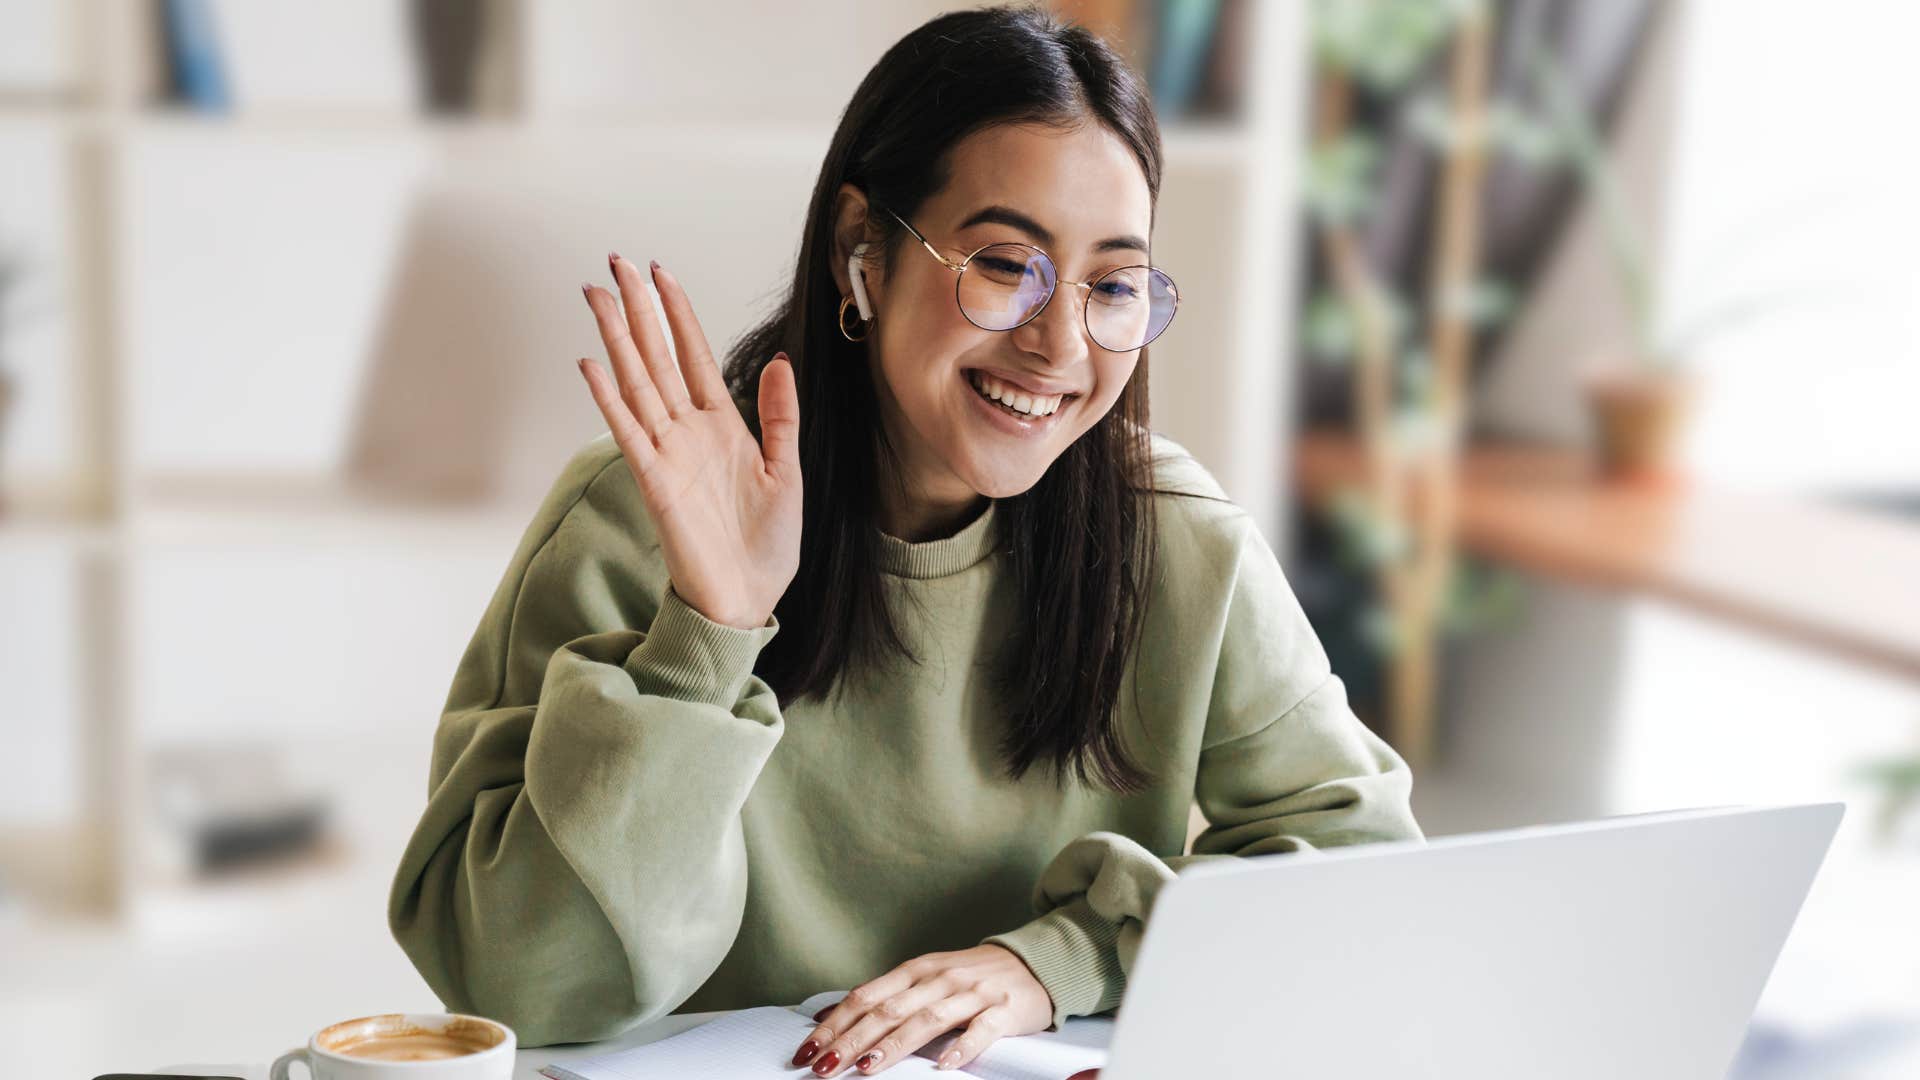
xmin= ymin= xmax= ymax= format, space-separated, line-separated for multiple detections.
xmin=1305 ymin=134 xmax=1381 ymax=225
xmin=1313 ymin=0 xmax=1477 ymax=91
xmin=1434 ymin=277 xmax=1515 ymax=326
xmin=1441 ymin=559 xmax=1527 ymax=634
xmin=1301 ymin=290 xmax=1359 ymax=362
xmin=1329 ymin=487 xmax=1411 ymax=570
xmin=1301 ymin=286 xmax=1414 ymax=364
xmin=1484 ymin=100 xmax=1567 ymax=165
xmin=1856 ymin=756 xmax=1920 ymax=793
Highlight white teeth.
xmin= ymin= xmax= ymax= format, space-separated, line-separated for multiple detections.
xmin=968 ymin=371 xmax=1064 ymax=417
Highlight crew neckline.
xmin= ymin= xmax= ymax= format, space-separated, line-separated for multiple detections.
xmin=874 ymin=499 xmax=1002 ymax=579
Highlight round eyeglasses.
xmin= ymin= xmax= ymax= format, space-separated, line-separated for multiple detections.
xmin=878 ymin=205 xmax=1179 ymax=353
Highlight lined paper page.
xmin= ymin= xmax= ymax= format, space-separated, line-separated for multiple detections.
xmin=543 ymin=998 xmax=1110 ymax=1080
xmin=540 ymin=1006 xmax=945 ymax=1079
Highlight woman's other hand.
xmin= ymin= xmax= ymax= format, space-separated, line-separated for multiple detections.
xmin=577 ymin=254 xmax=803 ymax=630
xmin=791 ymin=944 xmax=1054 ymax=1075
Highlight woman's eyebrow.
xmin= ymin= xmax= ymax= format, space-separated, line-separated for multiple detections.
xmin=956 ymin=204 xmax=1148 ymax=255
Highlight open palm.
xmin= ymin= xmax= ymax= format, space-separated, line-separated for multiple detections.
xmin=577 ymin=254 xmax=802 ymax=631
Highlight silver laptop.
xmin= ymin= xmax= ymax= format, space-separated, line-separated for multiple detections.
xmin=1101 ymin=803 xmax=1843 ymax=1080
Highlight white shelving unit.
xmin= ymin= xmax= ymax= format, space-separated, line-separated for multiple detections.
xmin=0 ymin=0 xmax=1308 ymax=923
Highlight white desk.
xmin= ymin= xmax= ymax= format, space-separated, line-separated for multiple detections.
xmin=161 ymin=1008 xmax=734 ymax=1080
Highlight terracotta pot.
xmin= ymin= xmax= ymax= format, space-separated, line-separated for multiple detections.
xmin=1584 ymin=368 xmax=1693 ymax=483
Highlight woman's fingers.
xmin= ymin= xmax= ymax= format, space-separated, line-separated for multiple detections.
xmin=648 ymin=260 xmax=734 ymax=412
xmin=577 ymin=357 xmax=656 ymax=473
xmin=931 ymin=1003 xmax=1014 ymax=1073
xmin=852 ymin=991 xmax=985 ymax=1076
xmin=608 ymin=253 xmax=695 ymax=418
xmin=757 ymin=353 xmax=801 ymax=476
xmin=581 ymin=282 xmax=671 ymax=438
xmin=804 ymin=980 xmax=975 ymax=1077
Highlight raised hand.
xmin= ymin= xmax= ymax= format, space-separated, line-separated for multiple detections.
xmin=576 ymin=254 xmax=802 ymax=631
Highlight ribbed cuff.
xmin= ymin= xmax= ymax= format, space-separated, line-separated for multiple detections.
xmin=623 ymin=584 xmax=779 ymax=708
xmin=980 ymin=895 xmax=1125 ymax=1032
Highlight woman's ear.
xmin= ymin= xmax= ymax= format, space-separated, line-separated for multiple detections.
xmin=830 ymin=182 xmax=879 ymax=300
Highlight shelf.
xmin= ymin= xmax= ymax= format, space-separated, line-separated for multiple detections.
xmin=128 ymin=104 xmax=519 ymax=135
xmin=2 ymin=481 xmax=535 ymax=550
xmin=124 ymin=832 xmax=370 ymax=944
xmin=0 ymin=823 xmax=110 ymax=917
xmin=0 ymin=103 xmax=113 ymax=126
xmin=6 ymin=102 xmax=1266 ymax=161
xmin=125 ymin=477 xmax=535 ymax=548
xmin=0 ymin=517 xmax=114 ymax=554
xmin=0 ymin=484 xmax=115 ymax=553
xmin=1294 ymin=430 xmax=1920 ymax=683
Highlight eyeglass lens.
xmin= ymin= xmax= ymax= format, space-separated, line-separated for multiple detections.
xmin=955 ymin=243 xmax=1176 ymax=352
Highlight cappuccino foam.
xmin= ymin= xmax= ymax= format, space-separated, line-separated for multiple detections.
xmin=318 ymin=1014 xmax=502 ymax=1062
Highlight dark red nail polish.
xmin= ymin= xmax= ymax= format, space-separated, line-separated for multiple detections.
xmin=814 ymin=1006 xmax=831 ymax=1022
xmin=856 ymin=1051 xmax=879 ymax=1070
xmin=793 ymin=1039 xmax=820 ymax=1067
xmin=812 ymin=1049 xmax=841 ymax=1075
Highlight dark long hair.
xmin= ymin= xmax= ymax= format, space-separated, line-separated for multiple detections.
xmin=723 ymin=3 xmax=1164 ymax=794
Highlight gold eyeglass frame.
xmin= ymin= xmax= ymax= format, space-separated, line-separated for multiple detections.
xmin=875 ymin=204 xmax=1179 ymax=353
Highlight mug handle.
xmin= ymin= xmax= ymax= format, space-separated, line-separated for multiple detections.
xmin=270 ymin=1047 xmax=312 ymax=1080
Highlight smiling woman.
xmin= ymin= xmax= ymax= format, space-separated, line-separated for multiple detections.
xmin=386 ymin=3 xmax=1423 ymax=1075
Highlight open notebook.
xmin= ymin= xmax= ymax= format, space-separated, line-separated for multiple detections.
xmin=540 ymin=989 xmax=1111 ymax=1080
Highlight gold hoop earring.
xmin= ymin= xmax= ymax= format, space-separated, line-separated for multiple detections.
xmin=838 ymin=293 xmax=873 ymax=342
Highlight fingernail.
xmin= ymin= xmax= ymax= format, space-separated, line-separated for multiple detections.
xmin=813 ymin=1006 xmax=831 ymax=1022
xmin=608 ymin=251 xmax=621 ymax=272
xmin=580 ymin=281 xmax=593 ymax=298
xmin=792 ymin=1039 xmax=820 ymax=1067
xmin=857 ymin=1049 xmax=882 ymax=1070
xmin=938 ymin=1049 xmax=961 ymax=1069
xmin=811 ymin=1049 xmax=841 ymax=1075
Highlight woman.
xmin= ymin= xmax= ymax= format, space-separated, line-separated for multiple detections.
xmin=388 ymin=4 xmax=1422 ymax=1074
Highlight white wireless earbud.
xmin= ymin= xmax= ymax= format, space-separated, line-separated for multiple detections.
xmin=848 ymin=242 xmax=875 ymax=321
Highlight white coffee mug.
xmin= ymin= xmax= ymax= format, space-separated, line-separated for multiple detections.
xmin=270 ymin=1012 xmax=515 ymax=1080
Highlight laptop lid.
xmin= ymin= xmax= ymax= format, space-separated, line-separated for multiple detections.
xmin=1101 ymin=803 xmax=1843 ymax=1080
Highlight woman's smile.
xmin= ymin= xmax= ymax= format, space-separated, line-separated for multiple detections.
xmin=960 ymin=367 xmax=1079 ymax=438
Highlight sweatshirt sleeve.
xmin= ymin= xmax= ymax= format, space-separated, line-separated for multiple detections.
xmin=980 ymin=509 xmax=1424 ymax=1031
xmin=386 ymin=439 xmax=784 ymax=1047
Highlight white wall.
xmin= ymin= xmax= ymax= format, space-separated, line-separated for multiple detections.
xmin=1660 ymin=0 xmax=1920 ymax=492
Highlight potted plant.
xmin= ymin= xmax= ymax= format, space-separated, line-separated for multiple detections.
xmin=1525 ymin=42 xmax=1831 ymax=485
xmin=1522 ymin=42 xmax=1695 ymax=482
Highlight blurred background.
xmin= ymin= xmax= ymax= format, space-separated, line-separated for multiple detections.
xmin=0 ymin=0 xmax=1914 ymax=1076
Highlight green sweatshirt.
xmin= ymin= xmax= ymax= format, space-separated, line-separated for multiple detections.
xmin=387 ymin=429 xmax=1423 ymax=1047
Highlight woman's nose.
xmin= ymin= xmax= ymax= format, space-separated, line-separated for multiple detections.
xmin=1014 ymin=282 xmax=1092 ymax=363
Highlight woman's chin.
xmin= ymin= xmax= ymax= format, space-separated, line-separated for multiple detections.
xmin=953 ymin=453 xmax=1052 ymax=500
